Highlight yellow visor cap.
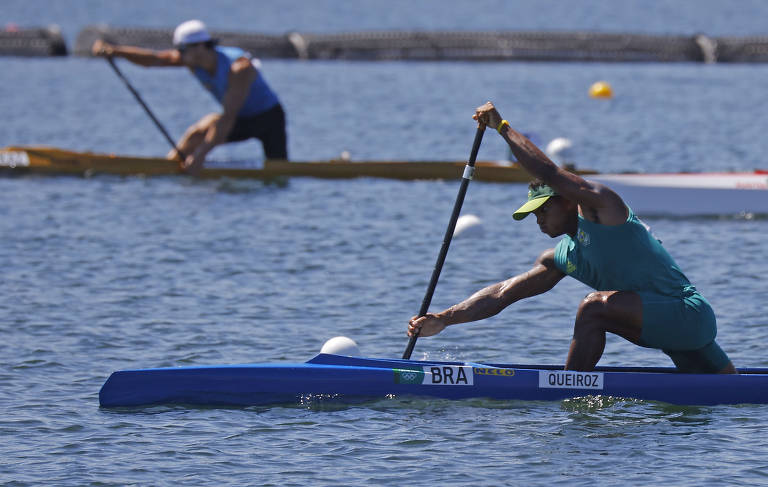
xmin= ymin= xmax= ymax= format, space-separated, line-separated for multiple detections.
xmin=512 ymin=184 xmax=557 ymax=220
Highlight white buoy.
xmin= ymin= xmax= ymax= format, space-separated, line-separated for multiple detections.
xmin=320 ymin=336 xmax=361 ymax=356
xmin=453 ymin=214 xmax=484 ymax=238
xmin=545 ymin=137 xmax=574 ymax=166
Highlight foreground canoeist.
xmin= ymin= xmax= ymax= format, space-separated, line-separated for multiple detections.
xmin=409 ymin=101 xmax=736 ymax=374
xmin=92 ymin=19 xmax=287 ymax=172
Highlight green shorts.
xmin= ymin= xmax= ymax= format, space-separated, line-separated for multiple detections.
xmin=637 ymin=290 xmax=731 ymax=373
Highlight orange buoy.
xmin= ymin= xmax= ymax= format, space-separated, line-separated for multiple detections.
xmin=589 ymin=81 xmax=613 ymax=98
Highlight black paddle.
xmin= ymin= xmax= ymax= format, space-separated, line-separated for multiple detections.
xmin=402 ymin=125 xmax=485 ymax=359
xmin=105 ymin=56 xmax=187 ymax=161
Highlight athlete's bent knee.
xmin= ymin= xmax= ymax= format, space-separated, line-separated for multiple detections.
xmin=577 ymin=292 xmax=607 ymax=318
xmin=192 ymin=113 xmax=221 ymax=132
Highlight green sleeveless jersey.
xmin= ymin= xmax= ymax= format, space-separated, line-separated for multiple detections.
xmin=553 ymin=208 xmax=694 ymax=297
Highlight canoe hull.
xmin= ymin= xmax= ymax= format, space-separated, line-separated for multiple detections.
xmin=0 ymin=146 xmax=551 ymax=182
xmin=592 ymin=172 xmax=768 ymax=215
xmin=5 ymin=146 xmax=766 ymax=215
xmin=99 ymin=354 xmax=768 ymax=407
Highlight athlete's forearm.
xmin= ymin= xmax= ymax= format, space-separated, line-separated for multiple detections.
xmin=498 ymin=125 xmax=559 ymax=183
xmin=110 ymin=46 xmax=179 ymax=67
xmin=437 ymin=281 xmax=515 ymax=326
xmin=438 ymin=259 xmax=564 ymax=327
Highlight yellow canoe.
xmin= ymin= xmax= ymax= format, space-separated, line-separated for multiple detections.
xmin=0 ymin=146 xmax=597 ymax=183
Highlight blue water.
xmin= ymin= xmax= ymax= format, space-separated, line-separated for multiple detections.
xmin=3 ymin=1 xmax=768 ymax=486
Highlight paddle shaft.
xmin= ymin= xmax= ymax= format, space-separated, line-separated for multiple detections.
xmin=106 ymin=57 xmax=187 ymax=161
xmin=402 ymin=126 xmax=485 ymax=359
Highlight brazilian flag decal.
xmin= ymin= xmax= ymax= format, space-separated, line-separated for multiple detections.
xmin=393 ymin=366 xmax=425 ymax=384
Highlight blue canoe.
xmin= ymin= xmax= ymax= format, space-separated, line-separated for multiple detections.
xmin=99 ymin=353 xmax=768 ymax=407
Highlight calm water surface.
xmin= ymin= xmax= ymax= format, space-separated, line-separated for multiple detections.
xmin=3 ymin=1 xmax=768 ymax=486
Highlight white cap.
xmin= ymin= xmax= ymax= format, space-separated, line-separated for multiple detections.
xmin=173 ymin=20 xmax=212 ymax=47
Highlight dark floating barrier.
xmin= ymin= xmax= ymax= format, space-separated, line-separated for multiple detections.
xmin=714 ymin=36 xmax=768 ymax=63
xmin=294 ymin=31 xmax=705 ymax=62
xmin=0 ymin=24 xmax=67 ymax=57
xmin=69 ymin=25 xmax=768 ymax=63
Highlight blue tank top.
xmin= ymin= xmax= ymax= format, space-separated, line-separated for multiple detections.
xmin=191 ymin=46 xmax=279 ymax=118
xmin=553 ymin=207 xmax=695 ymax=297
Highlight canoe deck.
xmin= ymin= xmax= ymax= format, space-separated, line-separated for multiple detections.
xmin=0 ymin=146 xmax=593 ymax=182
xmin=4 ymin=146 xmax=766 ymax=215
xmin=99 ymin=353 xmax=768 ymax=408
